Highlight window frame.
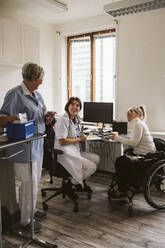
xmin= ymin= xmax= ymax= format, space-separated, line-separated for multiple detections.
xmin=67 ymin=28 xmax=116 ymax=101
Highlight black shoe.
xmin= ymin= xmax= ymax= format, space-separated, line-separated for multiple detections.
xmin=109 ymin=190 xmax=127 ymax=200
xmin=24 ymin=220 xmax=41 ymax=233
xmin=34 ymin=211 xmax=46 ymax=221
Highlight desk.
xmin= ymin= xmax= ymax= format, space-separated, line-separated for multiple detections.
xmin=86 ymin=137 xmax=123 ymax=173
xmin=0 ymin=134 xmax=57 ymax=248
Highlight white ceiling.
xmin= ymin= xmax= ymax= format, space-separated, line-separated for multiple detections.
xmin=0 ymin=0 xmax=120 ymax=25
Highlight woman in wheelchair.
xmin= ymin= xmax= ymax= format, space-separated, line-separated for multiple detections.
xmin=54 ymin=97 xmax=100 ymax=193
xmin=107 ymin=105 xmax=156 ymax=200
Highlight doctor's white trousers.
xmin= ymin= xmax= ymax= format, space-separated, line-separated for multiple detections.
xmin=14 ymin=158 xmax=43 ymax=226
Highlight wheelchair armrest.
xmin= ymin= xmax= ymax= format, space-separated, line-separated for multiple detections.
xmin=54 ymin=149 xmax=64 ymax=155
xmin=124 ymin=148 xmax=134 ymax=155
xmin=145 ymin=151 xmax=165 ymax=159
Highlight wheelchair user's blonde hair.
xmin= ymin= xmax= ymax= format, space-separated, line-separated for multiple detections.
xmin=128 ymin=105 xmax=147 ymax=121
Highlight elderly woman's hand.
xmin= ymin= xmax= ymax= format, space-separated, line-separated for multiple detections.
xmin=45 ymin=111 xmax=56 ymax=125
xmin=0 ymin=115 xmax=19 ymax=128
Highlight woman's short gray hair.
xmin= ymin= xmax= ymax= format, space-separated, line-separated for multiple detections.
xmin=22 ymin=63 xmax=44 ymax=81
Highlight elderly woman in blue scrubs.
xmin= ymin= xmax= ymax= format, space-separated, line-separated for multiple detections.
xmin=0 ymin=63 xmax=55 ymax=232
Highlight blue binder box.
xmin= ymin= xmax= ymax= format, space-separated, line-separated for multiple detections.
xmin=7 ymin=120 xmax=35 ymax=140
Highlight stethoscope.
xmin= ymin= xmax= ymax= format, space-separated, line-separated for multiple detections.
xmin=69 ymin=115 xmax=81 ymax=136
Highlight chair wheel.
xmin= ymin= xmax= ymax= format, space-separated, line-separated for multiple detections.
xmin=128 ymin=206 xmax=133 ymax=217
xmin=41 ymin=191 xmax=46 ymax=197
xmin=73 ymin=204 xmax=79 ymax=212
xmin=87 ymin=193 xmax=92 ymax=200
xmin=43 ymin=203 xmax=48 ymax=210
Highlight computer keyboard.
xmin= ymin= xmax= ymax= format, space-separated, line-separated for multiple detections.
xmin=103 ymin=131 xmax=111 ymax=136
xmin=82 ymin=125 xmax=112 ymax=136
xmin=98 ymin=131 xmax=111 ymax=137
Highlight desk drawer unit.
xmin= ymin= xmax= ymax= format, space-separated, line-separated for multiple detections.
xmin=85 ymin=140 xmax=123 ymax=173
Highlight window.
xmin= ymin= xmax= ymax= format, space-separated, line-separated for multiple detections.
xmin=67 ymin=29 xmax=116 ymax=105
xmin=94 ymin=34 xmax=116 ymax=102
xmin=70 ymin=37 xmax=91 ymax=102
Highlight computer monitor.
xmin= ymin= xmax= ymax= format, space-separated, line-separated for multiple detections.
xmin=112 ymin=122 xmax=127 ymax=134
xmin=83 ymin=102 xmax=113 ymax=124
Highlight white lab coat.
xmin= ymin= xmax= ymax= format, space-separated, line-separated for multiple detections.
xmin=54 ymin=112 xmax=99 ymax=185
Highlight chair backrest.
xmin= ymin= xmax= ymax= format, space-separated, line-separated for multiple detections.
xmin=43 ymin=119 xmax=55 ymax=171
xmin=153 ymin=138 xmax=165 ymax=151
xmin=43 ymin=119 xmax=71 ymax=180
xmin=53 ymin=149 xmax=70 ymax=178
xmin=45 ymin=119 xmax=55 ymax=152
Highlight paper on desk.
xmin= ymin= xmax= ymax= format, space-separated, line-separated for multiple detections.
xmin=87 ymin=135 xmax=101 ymax=140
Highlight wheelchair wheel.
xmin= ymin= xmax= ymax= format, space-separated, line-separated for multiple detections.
xmin=41 ymin=190 xmax=46 ymax=197
xmin=43 ymin=203 xmax=48 ymax=210
xmin=144 ymin=160 xmax=165 ymax=210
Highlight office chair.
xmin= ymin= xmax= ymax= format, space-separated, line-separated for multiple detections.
xmin=41 ymin=121 xmax=92 ymax=212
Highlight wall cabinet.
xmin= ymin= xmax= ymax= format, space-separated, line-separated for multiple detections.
xmin=22 ymin=24 xmax=40 ymax=64
xmin=0 ymin=18 xmax=39 ymax=67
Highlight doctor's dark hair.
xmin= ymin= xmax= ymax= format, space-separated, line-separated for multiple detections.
xmin=22 ymin=63 xmax=44 ymax=81
xmin=65 ymin=97 xmax=82 ymax=113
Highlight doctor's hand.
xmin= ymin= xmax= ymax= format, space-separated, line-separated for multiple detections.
xmin=79 ymin=134 xmax=87 ymax=142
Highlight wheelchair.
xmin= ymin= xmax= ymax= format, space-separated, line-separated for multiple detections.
xmin=108 ymin=138 xmax=165 ymax=217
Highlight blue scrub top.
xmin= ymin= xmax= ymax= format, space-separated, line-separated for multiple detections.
xmin=0 ymin=84 xmax=47 ymax=163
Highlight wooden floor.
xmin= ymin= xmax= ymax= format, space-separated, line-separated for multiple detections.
xmin=2 ymin=170 xmax=165 ymax=248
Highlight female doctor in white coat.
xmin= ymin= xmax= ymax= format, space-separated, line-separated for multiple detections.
xmin=55 ymin=97 xmax=100 ymax=189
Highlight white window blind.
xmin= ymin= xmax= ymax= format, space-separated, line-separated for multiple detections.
xmin=94 ymin=34 xmax=116 ymax=103
xmin=71 ymin=37 xmax=91 ymax=103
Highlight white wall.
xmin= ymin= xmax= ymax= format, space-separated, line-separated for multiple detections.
xmin=117 ymin=8 xmax=165 ymax=132
xmin=54 ymin=8 xmax=165 ymax=132
xmin=0 ymin=7 xmax=57 ymax=111
xmin=53 ymin=33 xmax=67 ymax=114
xmin=0 ymin=7 xmax=165 ymax=132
